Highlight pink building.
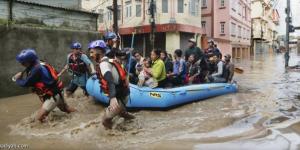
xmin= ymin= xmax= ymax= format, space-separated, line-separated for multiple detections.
xmin=201 ymin=0 xmax=251 ymax=59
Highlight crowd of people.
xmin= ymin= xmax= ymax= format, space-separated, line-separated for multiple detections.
xmin=117 ymin=38 xmax=235 ymax=88
xmin=12 ymin=31 xmax=235 ymax=129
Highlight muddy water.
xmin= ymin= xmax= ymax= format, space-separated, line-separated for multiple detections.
xmin=1 ymin=52 xmax=300 ymax=150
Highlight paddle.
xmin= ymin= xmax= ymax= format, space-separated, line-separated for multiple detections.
xmin=234 ymin=67 xmax=244 ymax=74
xmin=126 ymin=32 xmax=136 ymax=79
xmin=127 ymin=32 xmax=135 ymax=104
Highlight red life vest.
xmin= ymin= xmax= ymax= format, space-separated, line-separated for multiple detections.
xmin=32 ymin=62 xmax=63 ymax=100
xmin=68 ymin=52 xmax=88 ymax=75
xmin=95 ymin=59 xmax=129 ymax=95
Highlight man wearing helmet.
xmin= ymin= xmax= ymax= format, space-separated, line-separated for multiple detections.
xmin=58 ymin=42 xmax=95 ymax=97
xmin=89 ymin=40 xmax=134 ymax=129
xmin=13 ymin=49 xmax=76 ymax=122
xmin=104 ymin=32 xmax=118 ymax=59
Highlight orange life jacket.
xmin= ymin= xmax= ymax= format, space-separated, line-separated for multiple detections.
xmin=95 ymin=59 xmax=129 ymax=95
xmin=32 ymin=62 xmax=63 ymax=100
xmin=68 ymin=52 xmax=88 ymax=75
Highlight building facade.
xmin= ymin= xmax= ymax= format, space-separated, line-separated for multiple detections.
xmin=97 ymin=0 xmax=203 ymax=56
xmin=201 ymin=0 xmax=251 ymax=59
xmin=19 ymin=0 xmax=101 ymax=12
xmin=251 ymin=0 xmax=280 ymax=55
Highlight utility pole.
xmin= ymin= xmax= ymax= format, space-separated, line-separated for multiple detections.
xmin=8 ymin=0 xmax=13 ymax=23
xmin=285 ymin=0 xmax=291 ymax=67
xmin=149 ymin=0 xmax=156 ymax=50
xmin=113 ymin=0 xmax=119 ymax=49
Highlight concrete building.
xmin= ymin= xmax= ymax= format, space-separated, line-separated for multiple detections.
xmin=0 ymin=0 xmax=99 ymax=30
xmin=251 ymin=0 xmax=280 ymax=55
xmin=201 ymin=0 xmax=251 ymax=59
xmin=97 ymin=0 xmax=203 ymax=56
xmin=19 ymin=0 xmax=101 ymax=12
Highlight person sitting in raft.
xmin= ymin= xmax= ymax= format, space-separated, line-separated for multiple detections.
xmin=143 ymin=49 xmax=167 ymax=88
xmin=160 ymin=50 xmax=173 ymax=75
xmin=208 ymin=56 xmax=227 ymax=83
xmin=133 ymin=51 xmax=144 ymax=69
xmin=137 ymin=57 xmax=158 ymax=88
xmin=160 ymin=50 xmax=174 ymax=87
xmin=13 ymin=49 xmax=76 ymax=122
xmin=223 ymin=54 xmax=235 ymax=83
xmin=186 ymin=54 xmax=201 ymax=84
xmin=168 ymin=49 xmax=187 ymax=86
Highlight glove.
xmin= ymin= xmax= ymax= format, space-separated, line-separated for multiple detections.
xmin=12 ymin=72 xmax=22 ymax=82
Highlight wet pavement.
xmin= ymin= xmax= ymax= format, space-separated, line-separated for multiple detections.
xmin=1 ymin=52 xmax=300 ymax=150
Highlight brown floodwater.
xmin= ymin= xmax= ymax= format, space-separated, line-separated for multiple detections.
xmin=1 ymin=52 xmax=300 ymax=150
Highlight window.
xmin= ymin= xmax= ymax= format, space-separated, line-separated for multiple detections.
xmin=178 ymin=0 xmax=184 ymax=13
xmin=126 ymin=1 xmax=132 ymax=18
xmin=231 ymin=0 xmax=235 ymax=11
xmin=238 ymin=3 xmax=242 ymax=16
xmin=202 ymin=0 xmax=207 ymax=8
xmin=189 ymin=0 xmax=199 ymax=16
xmin=162 ymin=0 xmax=168 ymax=13
xmin=118 ymin=9 xmax=121 ymax=20
xmin=231 ymin=22 xmax=236 ymax=36
xmin=201 ymin=21 xmax=206 ymax=29
xmin=126 ymin=6 xmax=132 ymax=17
xmin=220 ymin=22 xmax=225 ymax=35
xmin=220 ymin=0 xmax=225 ymax=8
xmin=98 ymin=9 xmax=104 ymax=23
xmin=136 ymin=4 xmax=141 ymax=17
xmin=238 ymin=26 xmax=241 ymax=38
xmin=107 ymin=11 xmax=112 ymax=20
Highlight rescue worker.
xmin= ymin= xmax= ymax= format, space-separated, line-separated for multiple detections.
xmin=185 ymin=38 xmax=204 ymax=62
xmin=88 ymin=40 xmax=134 ymax=129
xmin=13 ymin=49 xmax=76 ymax=122
xmin=58 ymin=42 xmax=95 ymax=97
xmin=116 ymin=48 xmax=138 ymax=84
xmin=104 ymin=32 xmax=118 ymax=59
xmin=223 ymin=54 xmax=235 ymax=83
xmin=208 ymin=56 xmax=227 ymax=83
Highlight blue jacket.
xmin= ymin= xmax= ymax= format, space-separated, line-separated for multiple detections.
xmin=16 ymin=63 xmax=54 ymax=87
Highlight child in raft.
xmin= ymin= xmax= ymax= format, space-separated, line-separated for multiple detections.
xmin=137 ymin=58 xmax=158 ymax=88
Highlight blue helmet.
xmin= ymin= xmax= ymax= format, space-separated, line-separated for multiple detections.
xmin=70 ymin=42 xmax=82 ymax=49
xmin=88 ymin=40 xmax=107 ymax=50
xmin=104 ymin=32 xmax=117 ymax=40
xmin=16 ymin=48 xmax=38 ymax=63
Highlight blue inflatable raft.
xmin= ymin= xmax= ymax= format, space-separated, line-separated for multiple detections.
xmin=86 ymin=78 xmax=238 ymax=109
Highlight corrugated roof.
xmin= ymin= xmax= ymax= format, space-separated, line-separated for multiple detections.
xmin=13 ymin=0 xmax=99 ymax=16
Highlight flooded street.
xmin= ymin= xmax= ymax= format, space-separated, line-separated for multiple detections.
xmin=1 ymin=52 xmax=300 ymax=150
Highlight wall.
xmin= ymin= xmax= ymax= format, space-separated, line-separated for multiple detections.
xmin=80 ymin=0 xmax=102 ymax=12
xmin=0 ymin=25 xmax=101 ymax=98
xmin=0 ymin=0 xmax=98 ymax=31
xmin=166 ymin=32 xmax=180 ymax=53
xmin=19 ymin=0 xmax=81 ymax=9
